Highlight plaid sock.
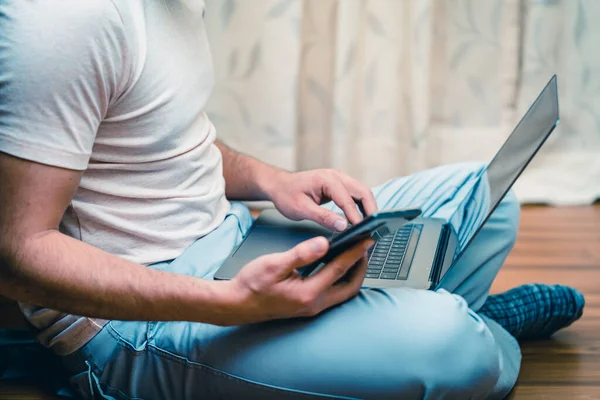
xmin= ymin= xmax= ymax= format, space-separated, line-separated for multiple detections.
xmin=478 ymin=284 xmax=585 ymax=340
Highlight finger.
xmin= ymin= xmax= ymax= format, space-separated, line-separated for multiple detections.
xmin=321 ymin=252 xmax=368 ymax=308
xmin=306 ymin=239 xmax=373 ymax=293
xmin=266 ymin=236 xmax=329 ymax=277
xmin=299 ymin=197 xmax=350 ymax=232
xmin=322 ymin=180 xmax=363 ymax=226
xmin=340 ymin=175 xmax=378 ymax=217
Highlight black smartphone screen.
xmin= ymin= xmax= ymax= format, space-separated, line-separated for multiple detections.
xmin=299 ymin=208 xmax=421 ymax=277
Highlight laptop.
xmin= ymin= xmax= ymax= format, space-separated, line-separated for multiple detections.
xmin=215 ymin=75 xmax=560 ymax=289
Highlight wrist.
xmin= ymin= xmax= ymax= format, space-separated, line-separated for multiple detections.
xmin=256 ymin=166 xmax=291 ymax=202
xmin=189 ymin=279 xmax=249 ymax=326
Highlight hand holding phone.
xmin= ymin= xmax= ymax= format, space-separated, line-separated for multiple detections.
xmin=299 ymin=208 xmax=422 ymax=277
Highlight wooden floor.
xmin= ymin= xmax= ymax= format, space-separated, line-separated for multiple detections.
xmin=1 ymin=205 xmax=599 ymax=399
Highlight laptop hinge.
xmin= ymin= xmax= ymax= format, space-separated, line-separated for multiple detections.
xmin=429 ymin=224 xmax=450 ymax=288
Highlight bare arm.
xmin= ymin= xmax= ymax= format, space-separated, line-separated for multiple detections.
xmin=0 ymin=153 xmax=237 ymax=324
xmin=0 ymin=152 xmax=369 ymax=325
xmin=215 ymin=140 xmax=378 ymax=231
xmin=215 ymin=140 xmax=286 ymax=201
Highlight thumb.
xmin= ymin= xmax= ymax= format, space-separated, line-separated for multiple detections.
xmin=272 ymin=236 xmax=329 ymax=275
xmin=301 ymin=199 xmax=349 ymax=232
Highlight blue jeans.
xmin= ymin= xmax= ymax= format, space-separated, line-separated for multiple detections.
xmin=63 ymin=163 xmax=521 ymax=400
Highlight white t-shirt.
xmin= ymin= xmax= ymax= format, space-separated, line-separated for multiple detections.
xmin=0 ymin=0 xmax=230 ymax=355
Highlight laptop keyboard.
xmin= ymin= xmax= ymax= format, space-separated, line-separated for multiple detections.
xmin=366 ymin=224 xmax=421 ymax=280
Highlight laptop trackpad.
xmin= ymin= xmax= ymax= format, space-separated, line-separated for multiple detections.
xmin=231 ymin=225 xmax=328 ymax=260
xmin=215 ymin=210 xmax=333 ymax=279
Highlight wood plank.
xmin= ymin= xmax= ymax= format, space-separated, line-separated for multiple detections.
xmin=509 ymin=385 xmax=600 ymax=400
xmin=492 ymin=269 xmax=600 ymax=295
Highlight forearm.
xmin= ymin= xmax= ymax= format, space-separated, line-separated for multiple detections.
xmin=0 ymin=230 xmax=239 ymax=325
xmin=215 ymin=140 xmax=287 ymax=200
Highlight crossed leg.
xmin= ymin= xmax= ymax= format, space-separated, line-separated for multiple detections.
xmin=65 ymin=163 xmax=521 ymax=400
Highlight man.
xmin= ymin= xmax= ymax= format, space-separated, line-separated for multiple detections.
xmin=0 ymin=1 xmax=583 ymax=399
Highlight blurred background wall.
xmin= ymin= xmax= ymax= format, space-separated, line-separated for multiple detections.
xmin=203 ymin=0 xmax=600 ymax=205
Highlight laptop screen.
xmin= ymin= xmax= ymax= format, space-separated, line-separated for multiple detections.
xmin=452 ymin=75 xmax=560 ymax=260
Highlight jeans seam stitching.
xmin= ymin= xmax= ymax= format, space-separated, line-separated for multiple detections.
xmin=88 ymin=327 xmax=147 ymax=400
xmin=106 ymin=323 xmax=146 ymax=354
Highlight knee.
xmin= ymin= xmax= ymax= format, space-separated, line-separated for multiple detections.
xmin=415 ymin=292 xmax=502 ymax=398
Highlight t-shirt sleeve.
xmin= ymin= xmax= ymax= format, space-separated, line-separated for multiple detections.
xmin=0 ymin=0 xmax=130 ymax=170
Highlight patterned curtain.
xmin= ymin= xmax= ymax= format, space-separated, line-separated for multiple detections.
xmin=204 ymin=0 xmax=600 ymax=205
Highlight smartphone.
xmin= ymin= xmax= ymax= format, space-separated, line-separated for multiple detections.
xmin=299 ymin=208 xmax=422 ymax=277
